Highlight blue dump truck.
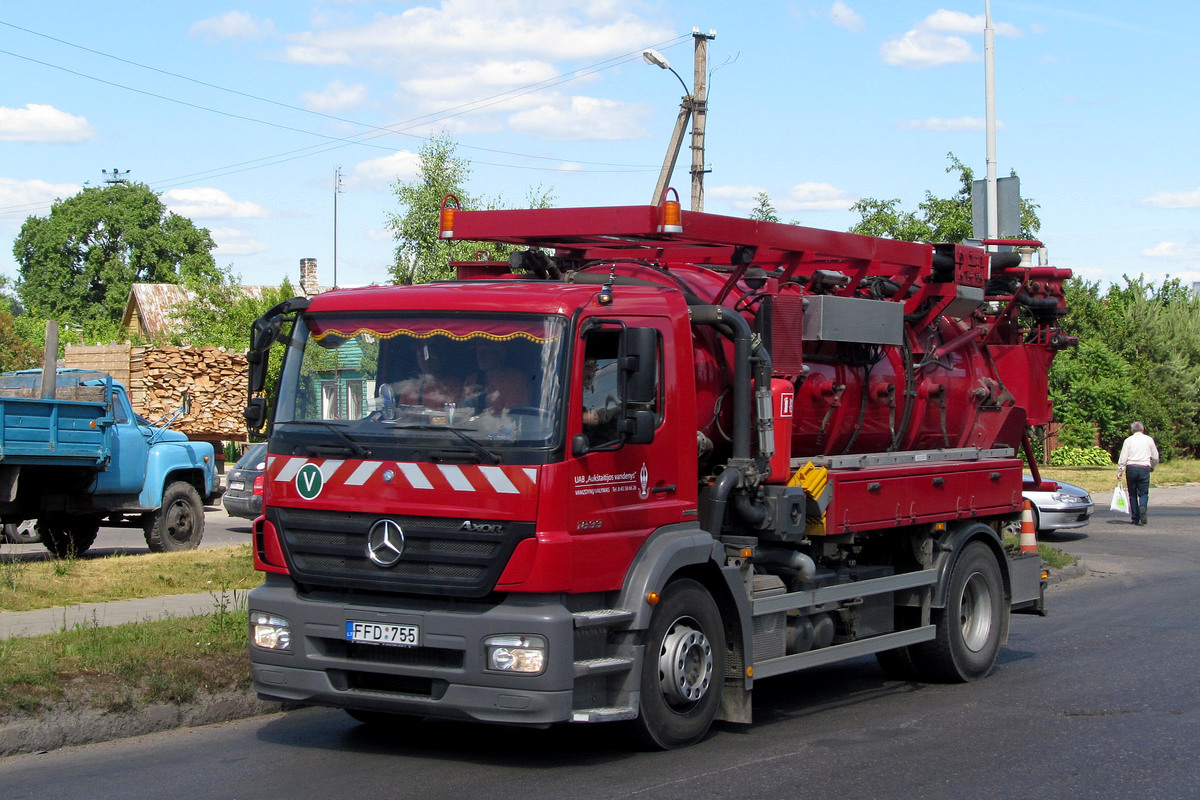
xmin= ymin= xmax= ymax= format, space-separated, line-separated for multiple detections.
xmin=0 ymin=368 xmax=219 ymax=557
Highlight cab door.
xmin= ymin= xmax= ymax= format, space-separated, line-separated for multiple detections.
xmin=563 ymin=317 xmax=695 ymax=591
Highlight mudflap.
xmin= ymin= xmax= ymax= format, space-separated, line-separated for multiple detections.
xmin=1008 ymin=551 xmax=1047 ymax=616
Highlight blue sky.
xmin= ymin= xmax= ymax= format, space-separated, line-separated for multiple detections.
xmin=2 ymin=1 xmax=1197 ymax=295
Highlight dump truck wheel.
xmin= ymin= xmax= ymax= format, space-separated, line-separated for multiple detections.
xmin=911 ymin=540 xmax=1004 ymax=682
xmin=632 ymin=578 xmax=725 ymax=749
xmin=144 ymin=482 xmax=205 ymax=552
xmin=40 ymin=518 xmax=99 ymax=558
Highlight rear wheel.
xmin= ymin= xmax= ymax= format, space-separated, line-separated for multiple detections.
xmin=40 ymin=517 xmax=100 ymax=558
xmin=631 ymin=578 xmax=726 ymax=749
xmin=3 ymin=520 xmax=40 ymax=544
xmin=144 ymin=482 xmax=205 ymax=552
xmin=911 ymin=540 xmax=1005 ymax=682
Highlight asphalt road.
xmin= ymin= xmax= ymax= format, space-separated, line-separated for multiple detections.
xmin=0 ymin=495 xmax=1197 ymax=799
xmin=1 ymin=501 xmax=253 ymax=560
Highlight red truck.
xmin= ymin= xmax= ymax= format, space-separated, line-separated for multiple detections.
xmin=244 ymin=196 xmax=1072 ymax=748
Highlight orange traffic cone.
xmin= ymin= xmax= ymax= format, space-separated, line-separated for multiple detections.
xmin=1019 ymin=499 xmax=1038 ymax=554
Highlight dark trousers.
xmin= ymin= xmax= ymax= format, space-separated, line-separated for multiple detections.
xmin=1126 ymin=465 xmax=1151 ymax=523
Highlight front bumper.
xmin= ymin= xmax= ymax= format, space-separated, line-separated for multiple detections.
xmin=249 ymin=579 xmax=579 ymax=724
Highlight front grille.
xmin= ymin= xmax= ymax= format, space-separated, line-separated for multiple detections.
xmin=273 ymin=507 xmax=534 ymax=597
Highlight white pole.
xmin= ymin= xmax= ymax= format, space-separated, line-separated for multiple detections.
xmin=984 ymin=0 xmax=998 ymax=244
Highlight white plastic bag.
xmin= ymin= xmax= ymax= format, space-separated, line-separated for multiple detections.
xmin=1110 ymin=484 xmax=1129 ymax=513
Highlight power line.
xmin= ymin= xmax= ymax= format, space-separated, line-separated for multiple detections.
xmin=1 ymin=20 xmax=688 ymax=183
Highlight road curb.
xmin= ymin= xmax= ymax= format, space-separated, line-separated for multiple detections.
xmin=0 ymin=689 xmax=285 ymax=758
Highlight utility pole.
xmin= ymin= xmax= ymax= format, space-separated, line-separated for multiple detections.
xmin=646 ymin=28 xmax=715 ymax=211
xmin=334 ymin=167 xmax=343 ymax=288
xmin=984 ymin=0 xmax=998 ymax=245
xmin=102 ymin=168 xmax=130 ymax=185
xmin=689 ymin=28 xmax=715 ymax=212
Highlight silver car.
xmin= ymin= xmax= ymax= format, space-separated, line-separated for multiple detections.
xmin=1023 ymin=475 xmax=1095 ymax=532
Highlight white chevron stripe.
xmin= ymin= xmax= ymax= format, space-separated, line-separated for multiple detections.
xmin=480 ymin=466 xmax=518 ymax=494
xmin=276 ymin=458 xmax=307 ymax=481
xmin=397 ymin=462 xmax=434 ymax=489
xmin=345 ymin=461 xmax=380 ymax=486
xmin=318 ymin=460 xmax=344 ymax=480
xmin=438 ymin=464 xmax=475 ymax=491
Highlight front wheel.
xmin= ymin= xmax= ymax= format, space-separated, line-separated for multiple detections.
xmin=631 ymin=578 xmax=726 ymax=750
xmin=911 ymin=540 xmax=1005 ymax=682
xmin=144 ymin=482 xmax=205 ymax=552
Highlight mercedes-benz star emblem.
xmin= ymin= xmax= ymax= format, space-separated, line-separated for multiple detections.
xmin=366 ymin=519 xmax=405 ymax=568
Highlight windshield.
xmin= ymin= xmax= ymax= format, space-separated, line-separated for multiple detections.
xmin=272 ymin=312 xmax=567 ymax=462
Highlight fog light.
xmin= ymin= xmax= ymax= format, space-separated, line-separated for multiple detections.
xmin=252 ymin=612 xmax=292 ymax=651
xmin=485 ymin=635 xmax=546 ymax=674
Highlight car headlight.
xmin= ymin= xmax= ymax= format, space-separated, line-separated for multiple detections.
xmin=1052 ymin=493 xmax=1087 ymax=504
xmin=252 ymin=612 xmax=292 ymax=651
xmin=485 ymin=635 xmax=546 ymax=674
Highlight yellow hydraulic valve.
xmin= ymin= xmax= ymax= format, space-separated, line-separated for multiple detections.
xmin=787 ymin=462 xmax=830 ymax=535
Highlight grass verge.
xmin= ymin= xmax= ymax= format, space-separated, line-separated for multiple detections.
xmin=0 ymin=589 xmax=249 ymax=718
xmin=1040 ymin=459 xmax=1200 ymax=496
xmin=0 ymin=545 xmax=261 ymax=612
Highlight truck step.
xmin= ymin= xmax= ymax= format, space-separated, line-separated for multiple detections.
xmin=571 ymin=705 xmax=638 ymax=723
xmin=573 ymin=656 xmax=634 ymax=678
xmin=572 ymin=609 xmax=634 ymax=629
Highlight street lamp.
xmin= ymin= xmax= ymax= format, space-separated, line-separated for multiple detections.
xmin=642 ymin=30 xmax=714 ymax=211
xmin=642 ymin=49 xmax=690 ymax=96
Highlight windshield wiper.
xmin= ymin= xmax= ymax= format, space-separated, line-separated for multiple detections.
xmin=391 ymin=424 xmax=502 ymax=465
xmin=279 ymin=420 xmax=371 ymax=458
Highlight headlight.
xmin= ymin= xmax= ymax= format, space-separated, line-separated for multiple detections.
xmin=1052 ymin=493 xmax=1086 ymax=504
xmin=485 ymin=634 xmax=546 ymax=674
xmin=252 ymin=612 xmax=292 ymax=651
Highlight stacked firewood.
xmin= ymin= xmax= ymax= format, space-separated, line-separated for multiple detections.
xmin=129 ymin=346 xmax=249 ymax=436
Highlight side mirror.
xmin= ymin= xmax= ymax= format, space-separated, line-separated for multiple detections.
xmin=623 ymin=327 xmax=657 ymax=405
xmin=244 ymin=397 xmax=268 ymax=432
xmin=622 ymin=409 xmax=655 ymax=444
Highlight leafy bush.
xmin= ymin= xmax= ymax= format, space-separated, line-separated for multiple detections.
xmin=1050 ymin=445 xmax=1113 ymax=466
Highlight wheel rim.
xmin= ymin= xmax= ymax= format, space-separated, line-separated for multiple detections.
xmin=658 ymin=617 xmax=713 ymax=708
xmin=165 ymin=500 xmax=195 ymax=545
xmin=959 ymin=571 xmax=995 ymax=653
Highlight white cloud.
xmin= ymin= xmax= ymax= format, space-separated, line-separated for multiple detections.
xmin=509 ymin=96 xmax=650 ymax=141
xmin=0 ymin=104 xmax=95 ymax=143
xmin=1140 ymin=188 xmax=1200 ymax=209
xmin=209 ymin=226 xmax=267 ymax=256
xmin=923 ymin=10 xmax=1022 ymax=38
xmin=270 ymin=3 xmax=672 ymax=136
xmin=899 ymin=116 xmax=993 ymax=132
xmin=353 ymin=151 xmax=423 ymax=188
xmin=882 ymin=10 xmax=1022 ymax=69
xmin=1143 ymin=241 xmax=1200 ymax=260
xmin=190 ymin=11 xmax=276 ymax=43
xmin=301 ymin=80 xmax=368 ymax=113
xmin=707 ymin=182 xmax=856 ymax=213
xmin=163 ymin=188 xmax=270 ymax=219
xmin=830 ymin=1 xmax=864 ymax=32
xmin=781 ymin=182 xmax=857 ymax=212
xmin=0 ymin=178 xmax=80 ymax=229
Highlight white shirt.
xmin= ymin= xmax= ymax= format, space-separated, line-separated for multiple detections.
xmin=1118 ymin=431 xmax=1160 ymax=469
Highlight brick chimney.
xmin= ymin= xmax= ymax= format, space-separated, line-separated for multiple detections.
xmin=299 ymin=258 xmax=319 ymax=297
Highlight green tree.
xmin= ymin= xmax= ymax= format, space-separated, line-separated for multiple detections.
xmin=849 ymin=153 xmax=1040 ymax=243
xmin=385 ymin=134 xmax=476 ymax=284
xmin=748 ymin=192 xmax=780 ymax=223
xmin=385 ymin=135 xmax=557 ymax=284
xmin=0 ymin=309 xmax=41 ymax=372
xmin=170 ymin=266 xmax=296 ymax=351
xmin=13 ymin=182 xmax=218 ymax=326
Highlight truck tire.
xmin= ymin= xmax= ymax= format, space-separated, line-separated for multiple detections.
xmin=911 ymin=540 xmax=1004 ymax=682
xmin=40 ymin=518 xmax=100 ymax=558
xmin=632 ymin=578 xmax=726 ymax=750
xmin=3 ymin=520 xmax=40 ymax=544
xmin=144 ymin=481 xmax=205 ymax=552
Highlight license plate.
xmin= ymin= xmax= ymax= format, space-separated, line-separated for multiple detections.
xmin=346 ymin=621 xmax=420 ymax=647
xmin=229 ymin=481 xmax=245 ymax=491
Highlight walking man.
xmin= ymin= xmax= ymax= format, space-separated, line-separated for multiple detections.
xmin=1117 ymin=421 xmax=1160 ymax=526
